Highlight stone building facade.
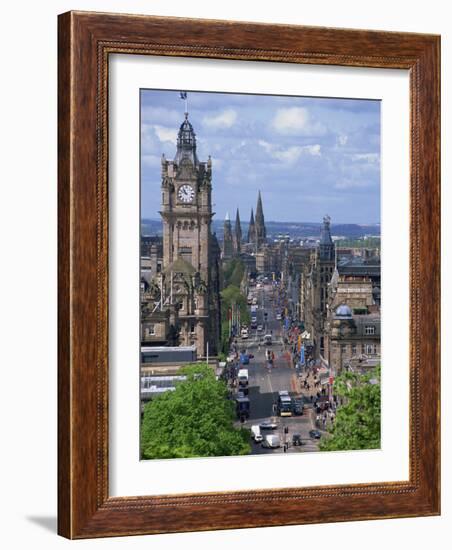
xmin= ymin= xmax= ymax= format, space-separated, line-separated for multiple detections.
xmin=140 ymin=111 xmax=221 ymax=357
xmin=297 ymin=215 xmax=381 ymax=374
xmin=299 ymin=215 xmax=336 ymax=357
xmin=325 ymin=304 xmax=381 ymax=372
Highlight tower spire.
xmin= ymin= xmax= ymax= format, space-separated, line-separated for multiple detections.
xmin=319 ymin=214 xmax=335 ymax=262
xmin=223 ymin=211 xmax=233 ymax=260
xmin=234 ymin=208 xmax=242 ymax=255
xmin=254 ymin=190 xmax=267 ymax=248
xmin=174 ymin=103 xmax=198 ymax=166
xmin=247 ymin=208 xmax=256 ymax=244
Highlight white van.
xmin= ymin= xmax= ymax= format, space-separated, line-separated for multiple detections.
xmin=238 ymin=369 xmax=249 ymax=385
xmin=251 ymin=425 xmax=263 ymax=442
xmin=262 ymin=434 xmax=281 ymax=448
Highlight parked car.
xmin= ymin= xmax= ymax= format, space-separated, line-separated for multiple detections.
xmin=276 ymin=313 xmax=282 ymax=320
xmin=309 ymin=429 xmax=322 ymax=439
xmin=257 ymin=324 xmax=263 ymax=332
xmin=292 ymin=434 xmax=303 ymax=446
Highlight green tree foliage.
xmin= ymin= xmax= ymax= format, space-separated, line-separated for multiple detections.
xmin=141 ymin=364 xmax=251 ymax=459
xmin=320 ymin=365 xmax=381 ymax=451
xmin=219 ymin=284 xmax=251 ymax=353
xmin=223 ymin=258 xmax=245 ymax=288
xmin=220 ymin=285 xmax=250 ymax=326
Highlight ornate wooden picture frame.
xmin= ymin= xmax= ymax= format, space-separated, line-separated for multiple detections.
xmin=58 ymin=11 xmax=440 ymax=538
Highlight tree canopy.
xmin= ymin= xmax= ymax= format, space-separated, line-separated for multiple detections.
xmin=219 ymin=284 xmax=251 ymax=353
xmin=320 ymin=365 xmax=381 ymax=451
xmin=141 ymin=364 xmax=251 ymax=459
xmin=223 ymin=258 xmax=245 ymax=288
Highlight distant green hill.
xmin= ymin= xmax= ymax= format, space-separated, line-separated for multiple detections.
xmin=141 ymin=218 xmax=380 ymax=241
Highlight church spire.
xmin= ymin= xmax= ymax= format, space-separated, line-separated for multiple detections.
xmin=223 ymin=212 xmax=234 ymax=260
xmin=247 ymin=208 xmax=256 ymax=244
xmin=254 ymin=190 xmax=267 ymax=248
xmin=174 ymin=107 xmax=198 ymax=166
xmin=234 ymin=208 xmax=242 ymax=255
xmin=319 ymin=214 xmax=335 ymax=262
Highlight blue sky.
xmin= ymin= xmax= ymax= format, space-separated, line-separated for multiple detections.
xmin=141 ymin=90 xmax=380 ymax=224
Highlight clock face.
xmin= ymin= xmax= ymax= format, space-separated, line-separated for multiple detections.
xmin=178 ymin=184 xmax=195 ymax=203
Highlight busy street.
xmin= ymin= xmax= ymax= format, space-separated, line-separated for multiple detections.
xmin=226 ymin=277 xmax=334 ymax=454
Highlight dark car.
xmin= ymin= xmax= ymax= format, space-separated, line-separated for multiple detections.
xmin=293 ymin=399 xmax=304 ymax=416
xmin=292 ymin=434 xmax=303 ymax=446
xmin=309 ymin=429 xmax=321 ymax=439
xmin=259 ymin=420 xmax=278 ymax=430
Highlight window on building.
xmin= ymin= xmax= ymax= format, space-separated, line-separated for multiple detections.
xmin=179 ymin=246 xmax=192 ymax=264
xmin=365 ymin=325 xmax=376 ymax=335
xmin=352 ymin=344 xmax=357 ymax=356
xmin=366 ymin=344 xmax=373 ymax=355
xmin=341 ymin=344 xmax=347 ymax=354
xmin=189 ymin=321 xmax=196 ymax=334
xmin=147 ymin=324 xmax=156 ymax=336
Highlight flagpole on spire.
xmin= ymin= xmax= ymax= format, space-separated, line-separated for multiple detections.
xmin=180 ymin=91 xmax=188 ymax=118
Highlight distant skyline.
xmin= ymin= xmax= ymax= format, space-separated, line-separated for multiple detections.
xmin=141 ymin=90 xmax=381 ymax=224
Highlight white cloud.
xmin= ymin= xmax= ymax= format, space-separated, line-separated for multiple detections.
xmin=273 ymin=146 xmax=304 ymax=163
xmin=258 ymin=140 xmax=273 ymax=154
xmin=258 ymin=140 xmax=321 ymax=163
xmin=337 ymin=134 xmax=348 ymax=146
xmin=141 ymin=106 xmax=180 ymax=125
xmin=142 ymin=154 xmax=161 ymax=167
xmin=153 ymin=125 xmax=177 ymax=145
xmin=334 ymin=179 xmax=373 ymax=190
xmin=302 ymin=144 xmax=321 ymax=156
xmin=271 ymin=107 xmax=326 ymax=136
xmin=203 ymin=109 xmax=237 ymax=128
xmin=351 ymin=153 xmax=380 ymax=164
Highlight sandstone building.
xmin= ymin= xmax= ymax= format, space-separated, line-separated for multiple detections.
xmin=140 ymin=111 xmax=221 ymax=357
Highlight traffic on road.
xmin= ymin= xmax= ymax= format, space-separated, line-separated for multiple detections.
xmin=225 ymin=275 xmax=328 ymax=454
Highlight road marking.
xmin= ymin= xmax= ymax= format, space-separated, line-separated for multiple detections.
xmin=267 ymin=369 xmax=274 ymax=396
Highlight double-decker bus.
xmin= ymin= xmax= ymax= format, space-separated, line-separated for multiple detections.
xmin=277 ymin=391 xmax=293 ymax=417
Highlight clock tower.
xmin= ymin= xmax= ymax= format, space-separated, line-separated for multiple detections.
xmin=159 ymin=111 xmax=219 ymax=356
xmin=160 ymin=112 xmax=212 ymax=274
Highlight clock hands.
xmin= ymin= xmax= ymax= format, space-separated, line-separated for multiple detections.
xmin=179 ymin=185 xmax=193 ymax=202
